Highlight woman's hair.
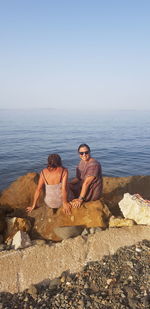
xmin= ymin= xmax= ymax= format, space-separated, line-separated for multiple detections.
xmin=47 ymin=154 xmax=62 ymax=168
xmin=78 ymin=143 xmax=91 ymax=153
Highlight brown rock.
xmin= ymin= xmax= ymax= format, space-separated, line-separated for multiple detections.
xmin=0 ymin=173 xmax=41 ymax=212
xmin=29 ymin=200 xmax=111 ymax=241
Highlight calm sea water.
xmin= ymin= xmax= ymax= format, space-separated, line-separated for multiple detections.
xmin=0 ymin=109 xmax=150 ymax=191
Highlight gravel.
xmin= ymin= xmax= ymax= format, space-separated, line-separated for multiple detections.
xmin=0 ymin=240 xmax=150 ymax=308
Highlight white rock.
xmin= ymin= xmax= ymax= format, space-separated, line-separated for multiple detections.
xmin=12 ymin=231 xmax=32 ymax=250
xmin=81 ymin=228 xmax=89 ymax=236
xmin=119 ymin=193 xmax=150 ymax=225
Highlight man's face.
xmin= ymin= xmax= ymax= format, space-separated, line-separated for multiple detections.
xmin=78 ymin=146 xmax=90 ymax=162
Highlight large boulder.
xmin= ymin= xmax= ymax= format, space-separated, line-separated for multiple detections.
xmin=0 ymin=173 xmax=41 ymax=213
xmin=29 ymin=200 xmax=111 ymax=241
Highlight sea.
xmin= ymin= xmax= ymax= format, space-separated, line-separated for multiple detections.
xmin=0 ymin=109 xmax=150 ymax=192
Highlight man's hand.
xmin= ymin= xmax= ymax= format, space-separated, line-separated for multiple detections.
xmin=70 ymin=198 xmax=83 ymax=208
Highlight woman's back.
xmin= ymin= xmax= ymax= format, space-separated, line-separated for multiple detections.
xmin=42 ymin=167 xmax=65 ymax=209
xmin=42 ymin=167 xmax=64 ymax=185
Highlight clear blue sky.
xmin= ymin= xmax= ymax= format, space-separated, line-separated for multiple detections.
xmin=0 ymin=0 xmax=150 ymax=110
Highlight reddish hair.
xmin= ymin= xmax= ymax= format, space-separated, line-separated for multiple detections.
xmin=47 ymin=154 xmax=62 ymax=168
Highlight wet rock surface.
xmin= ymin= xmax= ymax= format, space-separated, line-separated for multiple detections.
xmin=0 ymin=240 xmax=150 ymax=308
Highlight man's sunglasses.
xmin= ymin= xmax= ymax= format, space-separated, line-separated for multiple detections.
xmin=79 ymin=151 xmax=89 ymax=155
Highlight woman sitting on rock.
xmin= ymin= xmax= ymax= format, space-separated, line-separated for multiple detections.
xmin=27 ymin=154 xmax=71 ymax=215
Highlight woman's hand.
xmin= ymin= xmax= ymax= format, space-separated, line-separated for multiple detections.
xmin=70 ymin=198 xmax=83 ymax=208
xmin=62 ymin=202 xmax=72 ymax=215
xmin=26 ymin=206 xmax=35 ymax=213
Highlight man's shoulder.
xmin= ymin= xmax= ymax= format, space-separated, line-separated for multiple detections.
xmin=89 ymin=158 xmax=101 ymax=166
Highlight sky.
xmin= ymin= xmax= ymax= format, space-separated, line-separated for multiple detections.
xmin=0 ymin=0 xmax=150 ymax=111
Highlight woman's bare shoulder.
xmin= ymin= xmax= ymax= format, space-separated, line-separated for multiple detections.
xmin=42 ymin=168 xmax=48 ymax=174
xmin=63 ymin=167 xmax=68 ymax=173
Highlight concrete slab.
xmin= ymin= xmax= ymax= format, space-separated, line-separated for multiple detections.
xmin=0 ymin=225 xmax=150 ymax=293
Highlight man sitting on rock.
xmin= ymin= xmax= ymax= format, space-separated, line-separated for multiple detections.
xmin=70 ymin=144 xmax=102 ymax=208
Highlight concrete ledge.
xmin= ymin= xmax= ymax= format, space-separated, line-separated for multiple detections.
xmin=1 ymin=226 xmax=150 ymax=293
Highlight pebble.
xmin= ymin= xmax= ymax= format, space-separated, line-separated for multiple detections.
xmin=0 ymin=240 xmax=150 ymax=308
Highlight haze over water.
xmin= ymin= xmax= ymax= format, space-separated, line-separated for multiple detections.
xmin=0 ymin=109 xmax=149 ymax=191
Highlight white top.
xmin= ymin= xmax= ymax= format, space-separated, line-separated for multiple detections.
xmin=44 ymin=182 xmax=62 ymax=208
xmin=42 ymin=168 xmax=64 ymax=209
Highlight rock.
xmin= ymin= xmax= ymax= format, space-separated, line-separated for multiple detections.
xmin=0 ymin=235 xmax=3 ymax=244
xmin=49 ymin=278 xmax=61 ymax=290
xmin=32 ymin=239 xmax=46 ymax=246
xmin=29 ymin=200 xmax=111 ymax=241
xmin=89 ymin=227 xmax=96 ymax=234
xmin=81 ymin=228 xmax=89 ymax=236
xmin=12 ymin=231 xmax=32 ymax=250
xmin=54 ymin=226 xmax=84 ymax=240
xmin=0 ymin=173 xmax=40 ymax=211
xmin=27 ymin=284 xmax=38 ymax=299
xmin=0 ymin=208 xmax=6 ymax=234
xmin=5 ymin=217 xmax=31 ymax=243
xmin=0 ymin=244 xmax=6 ymax=251
xmin=109 ymin=216 xmax=135 ymax=227
xmin=102 ymin=175 xmax=150 ymax=216
xmin=119 ymin=193 xmax=150 ymax=225
xmin=95 ymin=227 xmax=103 ymax=232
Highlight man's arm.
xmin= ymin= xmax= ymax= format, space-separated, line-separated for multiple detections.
xmin=71 ymin=175 xmax=95 ymax=208
xmin=69 ymin=177 xmax=79 ymax=185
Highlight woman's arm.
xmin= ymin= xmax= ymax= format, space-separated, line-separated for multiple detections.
xmin=26 ymin=172 xmax=44 ymax=213
xmin=61 ymin=169 xmax=72 ymax=215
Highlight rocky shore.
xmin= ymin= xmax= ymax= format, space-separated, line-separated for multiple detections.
xmin=0 ymin=239 xmax=150 ymax=309
xmin=0 ymin=174 xmax=150 ymax=308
